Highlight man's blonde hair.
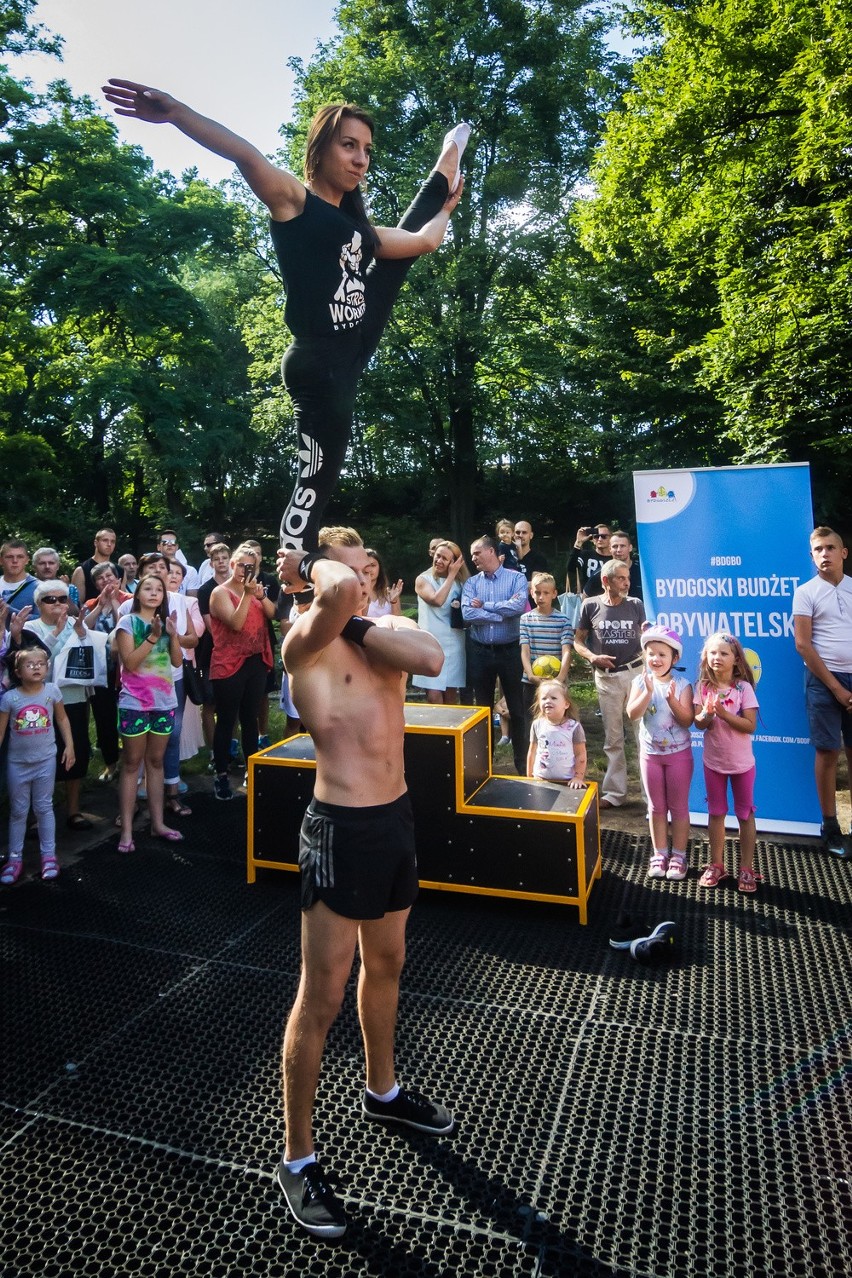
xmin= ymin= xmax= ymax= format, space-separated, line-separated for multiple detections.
xmin=530 ymin=572 xmax=557 ymax=591
xmin=318 ymin=526 xmax=363 ymax=548
xmin=811 ymin=525 xmax=843 ymax=546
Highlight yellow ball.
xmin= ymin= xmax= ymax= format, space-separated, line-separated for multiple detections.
xmin=532 ymin=655 xmax=562 ymax=679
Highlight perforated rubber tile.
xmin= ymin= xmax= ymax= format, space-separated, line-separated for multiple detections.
xmin=536 ymin=1021 xmax=852 ymax=1278
xmin=0 ymin=823 xmax=290 ymax=962
xmin=1 ymin=807 xmax=850 ymax=1276
xmin=1 ymin=928 xmax=194 ymax=1108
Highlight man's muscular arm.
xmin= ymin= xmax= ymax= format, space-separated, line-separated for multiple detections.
xmin=280 ymin=556 xmax=362 ymax=669
xmin=366 ymin=615 xmax=444 ymax=677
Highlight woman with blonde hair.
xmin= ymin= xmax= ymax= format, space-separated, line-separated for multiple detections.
xmin=413 ymin=540 xmax=469 ymax=703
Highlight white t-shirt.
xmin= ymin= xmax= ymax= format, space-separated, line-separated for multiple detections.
xmin=529 ymin=717 xmax=586 ymax=782
xmin=792 ymin=574 xmax=852 ymax=673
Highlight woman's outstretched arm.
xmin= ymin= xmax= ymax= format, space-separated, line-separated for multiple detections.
xmin=102 ymin=79 xmax=305 ymax=221
xmin=373 ymin=176 xmax=464 ymax=259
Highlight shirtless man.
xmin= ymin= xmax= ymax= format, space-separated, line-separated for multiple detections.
xmin=276 ymin=526 xmax=452 ymax=1240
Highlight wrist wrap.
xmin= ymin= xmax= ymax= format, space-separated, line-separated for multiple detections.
xmin=340 ymin=616 xmax=375 ymax=646
xmin=297 ymin=550 xmax=327 ymax=584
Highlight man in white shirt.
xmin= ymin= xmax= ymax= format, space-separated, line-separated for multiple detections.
xmin=792 ymin=526 xmax=852 ymax=859
xmin=157 ymin=530 xmax=199 ymax=593
xmin=193 ymin=531 xmax=226 ymax=591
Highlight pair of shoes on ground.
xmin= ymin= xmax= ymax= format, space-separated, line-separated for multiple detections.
xmin=609 ymin=917 xmax=676 ymax=962
xmin=2 ymin=854 xmax=59 ymax=883
xmin=278 ymin=1087 xmax=453 ymax=1239
xmin=647 ymin=852 xmax=687 ymax=881
xmin=821 ymin=821 xmax=852 ymax=860
xmin=698 ymin=863 xmax=761 ymax=892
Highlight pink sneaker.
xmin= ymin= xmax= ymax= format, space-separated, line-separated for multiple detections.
xmin=666 ymin=853 xmax=687 ymax=881
xmin=647 ymin=852 xmax=669 ymax=879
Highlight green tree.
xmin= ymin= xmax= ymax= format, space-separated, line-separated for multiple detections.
xmin=271 ymin=0 xmax=627 ymax=542
xmin=581 ymin=0 xmax=852 ymax=517
xmin=1 ymin=67 xmax=259 ymax=546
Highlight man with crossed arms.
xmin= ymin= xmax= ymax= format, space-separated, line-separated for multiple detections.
xmin=275 ymin=527 xmax=452 ymax=1241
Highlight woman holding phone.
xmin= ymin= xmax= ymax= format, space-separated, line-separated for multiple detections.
xmin=208 ymin=545 xmax=276 ymax=801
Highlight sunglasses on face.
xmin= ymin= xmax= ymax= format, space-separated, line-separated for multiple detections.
xmin=159 ymin=539 xmax=177 ymax=547
xmin=39 ymin=595 xmax=68 ymax=604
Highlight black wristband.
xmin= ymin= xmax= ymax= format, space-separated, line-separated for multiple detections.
xmin=297 ymin=550 xmax=327 ymax=584
xmin=340 ymin=616 xmax=375 ymax=646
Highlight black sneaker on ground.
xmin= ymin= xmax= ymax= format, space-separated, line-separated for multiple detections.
xmin=630 ymin=920 xmax=677 ymax=964
xmin=821 ymin=823 xmax=851 ymax=859
xmin=213 ymin=774 xmax=233 ymax=802
xmin=276 ymin=1159 xmax=347 ymax=1239
xmin=609 ymin=915 xmax=653 ymax=950
xmin=362 ymin=1087 xmax=454 ymax=1134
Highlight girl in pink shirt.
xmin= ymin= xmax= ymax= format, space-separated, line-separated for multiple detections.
xmin=693 ymin=632 xmax=760 ymax=892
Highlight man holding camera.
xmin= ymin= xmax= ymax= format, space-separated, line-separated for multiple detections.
xmin=565 ymin=524 xmax=611 ymax=594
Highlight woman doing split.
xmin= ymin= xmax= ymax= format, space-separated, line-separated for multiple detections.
xmin=102 ymin=81 xmax=469 ymax=552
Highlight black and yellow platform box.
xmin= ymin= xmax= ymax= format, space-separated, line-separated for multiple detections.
xmin=247 ymin=704 xmax=601 ymax=922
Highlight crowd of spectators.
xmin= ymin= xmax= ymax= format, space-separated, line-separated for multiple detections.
xmin=1 ymin=516 xmax=850 ymax=880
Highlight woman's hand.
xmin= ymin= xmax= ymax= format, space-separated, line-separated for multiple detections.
xmin=448 ymin=555 xmax=464 ymax=578
xmin=148 ymin=615 xmax=163 ymax=642
xmin=73 ymin=610 xmax=87 ymax=639
xmin=165 ymin=615 xmax=178 ymax=638
xmin=102 ymin=79 xmax=180 ymax=125
xmin=443 ymin=174 xmax=465 ymax=212
xmin=388 ymin=579 xmax=404 ymax=604
xmin=9 ymin=605 xmax=31 ymax=643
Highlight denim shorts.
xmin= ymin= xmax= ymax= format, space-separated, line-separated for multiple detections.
xmin=805 ymin=670 xmax=852 ymax=750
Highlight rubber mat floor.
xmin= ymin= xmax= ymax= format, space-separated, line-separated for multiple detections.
xmin=1 ymin=795 xmax=850 ymax=1277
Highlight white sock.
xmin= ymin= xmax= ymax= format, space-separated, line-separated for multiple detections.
xmin=283 ymin=1152 xmax=316 ymax=1174
xmin=671 ymin=849 xmax=686 ymax=860
xmin=366 ymin=1082 xmax=399 ymax=1104
xmin=442 ymin=121 xmax=471 ymax=192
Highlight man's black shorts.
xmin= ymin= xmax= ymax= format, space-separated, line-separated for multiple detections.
xmin=298 ymin=792 xmax=418 ymax=920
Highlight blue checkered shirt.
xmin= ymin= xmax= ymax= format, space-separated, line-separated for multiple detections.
xmin=461 ymin=566 xmax=529 ymax=645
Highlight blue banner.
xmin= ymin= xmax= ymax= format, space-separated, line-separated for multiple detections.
xmin=633 ymin=464 xmax=819 ymax=834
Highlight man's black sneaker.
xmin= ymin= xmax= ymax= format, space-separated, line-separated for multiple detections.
xmin=630 ymin=920 xmax=676 ymax=964
xmin=821 ymin=822 xmax=852 ymax=859
xmin=276 ymin=1159 xmax=347 ymax=1239
xmin=609 ymin=915 xmax=653 ymax=950
xmin=362 ymin=1087 xmax=454 ymax=1134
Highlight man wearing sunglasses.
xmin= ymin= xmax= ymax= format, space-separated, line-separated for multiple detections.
xmin=157 ymin=530 xmax=199 ymax=594
xmin=194 ymin=531 xmax=226 ymax=591
xmin=565 ymin=524 xmax=611 ymax=594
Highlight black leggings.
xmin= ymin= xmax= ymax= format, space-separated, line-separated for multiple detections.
xmin=279 ymin=170 xmax=449 ymax=551
xmin=211 ymin=653 xmax=269 ymax=775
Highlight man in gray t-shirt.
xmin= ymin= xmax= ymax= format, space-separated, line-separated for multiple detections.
xmin=574 ymin=559 xmax=646 ymax=808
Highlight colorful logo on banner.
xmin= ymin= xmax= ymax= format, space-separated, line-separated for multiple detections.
xmin=633 ymin=464 xmax=819 ymax=834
